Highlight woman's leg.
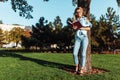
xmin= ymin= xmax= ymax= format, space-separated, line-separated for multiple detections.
xmin=73 ymin=37 xmax=81 ymax=72
xmin=80 ymin=36 xmax=88 ymax=73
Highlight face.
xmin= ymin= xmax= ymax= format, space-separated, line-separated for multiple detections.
xmin=75 ymin=8 xmax=83 ymax=18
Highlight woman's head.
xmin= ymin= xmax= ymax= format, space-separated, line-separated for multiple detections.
xmin=74 ymin=7 xmax=83 ymax=20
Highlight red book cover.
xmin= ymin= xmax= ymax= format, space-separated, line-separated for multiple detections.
xmin=68 ymin=20 xmax=82 ymax=30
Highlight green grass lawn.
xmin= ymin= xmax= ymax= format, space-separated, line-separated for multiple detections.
xmin=0 ymin=50 xmax=120 ymax=80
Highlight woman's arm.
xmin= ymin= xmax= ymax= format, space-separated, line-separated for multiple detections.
xmin=80 ymin=27 xmax=90 ymax=31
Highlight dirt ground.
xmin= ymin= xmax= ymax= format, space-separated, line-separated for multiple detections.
xmin=62 ymin=66 xmax=108 ymax=76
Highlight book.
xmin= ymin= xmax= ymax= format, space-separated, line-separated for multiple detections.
xmin=68 ymin=20 xmax=83 ymax=30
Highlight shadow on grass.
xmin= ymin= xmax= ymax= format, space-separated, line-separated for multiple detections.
xmin=0 ymin=50 xmax=75 ymax=72
xmin=0 ymin=50 xmax=109 ymax=75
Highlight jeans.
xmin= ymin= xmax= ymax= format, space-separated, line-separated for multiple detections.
xmin=73 ymin=31 xmax=88 ymax=67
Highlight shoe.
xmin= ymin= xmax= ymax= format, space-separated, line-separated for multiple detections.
xmin=79 ymin=69 xmax=84 ymax=74
xmin=74 ymin=71 xmax=79 ymax=75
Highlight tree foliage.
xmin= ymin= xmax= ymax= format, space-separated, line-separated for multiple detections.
xmin=91 ymin=7 xmax=120 ymax=53
xmin=9 ymin=27 xmax=24 ymax=47
xmin=0 ymin=28 xmax=4 ymax=47
xmin=0 ymin=20 xmax=3 ymax=24
xmin=3 ymin=31 xmax=10 ymax=43
xmin=21 ymin=16 xmax=74 ymax=52
xmin=0 ymin=0 xmax=50 ymax=19
xmin=0 ymin=0 xmax=33 ymax=19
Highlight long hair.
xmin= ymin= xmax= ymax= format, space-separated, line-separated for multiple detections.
xmin=73 ymin=7 xmax=83 ymax=21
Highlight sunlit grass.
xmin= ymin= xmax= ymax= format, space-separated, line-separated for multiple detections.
xmin=0 ymin=50 xmax=120 ymax=80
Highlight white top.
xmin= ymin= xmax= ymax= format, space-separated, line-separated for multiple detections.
xmin=76 ymin=16 xmax=92 ymax=37
xmin=78 ymin=16 xmax=92 ymax=27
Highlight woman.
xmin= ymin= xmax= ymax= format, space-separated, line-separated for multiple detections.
xmin=72 ymin=7 xmax=92 ymax=74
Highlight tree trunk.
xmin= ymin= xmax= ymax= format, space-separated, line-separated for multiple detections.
xmin=78 ymin=0 xmax=92 ymax=73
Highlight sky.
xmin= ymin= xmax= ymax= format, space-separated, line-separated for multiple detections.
xmin=0 ymin=0 xmax=119 ymax=26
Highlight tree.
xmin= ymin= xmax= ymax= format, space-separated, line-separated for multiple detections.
xmin=53 ymin=16 xmax=63 ymax=30
xmin=3 ymin=31 xmax=10 ymax=43
xmin=61 ymin=24 xmax=74 ymax=52
xmin=72 ymin=0 xmax=92 ymax=73
xmin=90 ymin=14 xmax=100 ymax=52
xmin=0 ymin=28 xmax=4 ymax=47
xmin=104 ymin=7 xmax=119 ymax=51
xmin=29 ymin=17 xmax=52 ymax=50
xmin=9 ymin=27 xmax=24 ymax=47
xmin=0 ymin=20 xmax=3 ymax=24
xmin=91 ymin=7 xmax=120 ymax=53
xmin=0 ymin=0 xmax=33 ymax=19
xmin=21 ymin=36 xmax=35 ymax=50
xmin=0 ymin=0 xmax=50 ymax=19
xmin=52 ymin=16 xmax=63 ymax=50
xmin=117 ymin=0 xmax=120 ymax=7
xmin=95 ymin=7 xmax=120 ymax=52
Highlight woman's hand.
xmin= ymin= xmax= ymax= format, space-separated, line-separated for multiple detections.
xmin=72 ymin=20 xmax=83 ymax=30
xmin=73 ymin=25 xmax=78 ymax=30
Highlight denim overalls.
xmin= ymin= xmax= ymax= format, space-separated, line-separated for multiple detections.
xmin=73 ymin=16 xmax=92 ymax=67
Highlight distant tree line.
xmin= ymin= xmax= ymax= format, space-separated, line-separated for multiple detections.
xmin=21 ymin=16 xmax=74 ymax=52
xmin=91 ymin=7 xmax=120 ymax=53
xmin=20 ymin=7 xmax=120 ymax=53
